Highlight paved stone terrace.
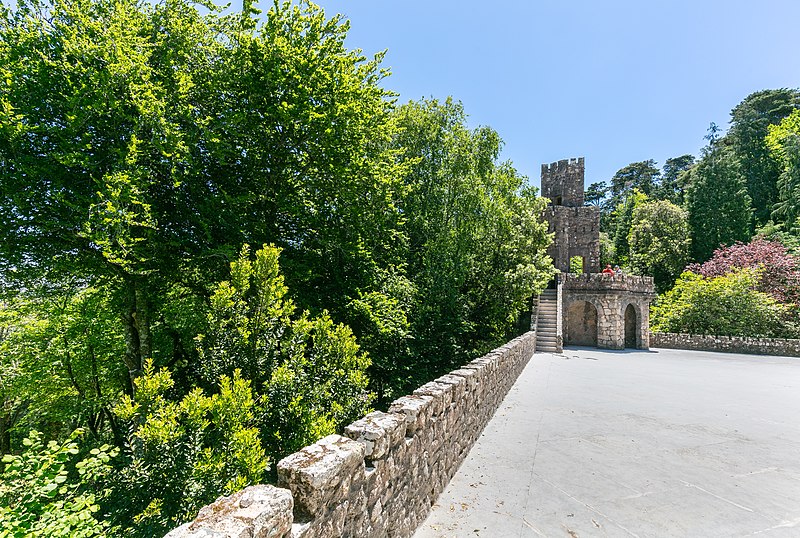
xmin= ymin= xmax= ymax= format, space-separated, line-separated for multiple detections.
xmin=414 ymin=347 xmax=800 ymax=537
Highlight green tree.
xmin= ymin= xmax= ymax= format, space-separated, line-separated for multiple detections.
xmin=585 ymin=181 xmax=608 ymax=206
xmin=657 ymin=154 xmax=695 ymax=204
xmin=651 ymin=269 xmax=793 ymax=338
xmin=766 ymin=108 xmax=800 ymax=227
xmin=629 ymin=200 xmax=690 ymax=292
xmin=612 ymin=189 xmax=648 ymax=266
xmin=609 ymin=160 xmax=661 ymax=209
xmin=0 ymin=0 xmax=405 ymax=395
xmin=728 ymin=89 xmax=800 ymax=226
xmin=686 ymin=127 xmax=752 ymax=262
xmin=0 ymin=0 xmax=234 ymax=389
xmin=389 ymin=98 xmax=554 ymax=385
xmin=196 ymin=244 xmax=373 ymax=458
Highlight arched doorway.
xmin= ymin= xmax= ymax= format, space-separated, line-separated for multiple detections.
xmin=624 ymin=304 xmax=637 ymax=348
xmin=566 ymin=301 xmax=598 ymax=346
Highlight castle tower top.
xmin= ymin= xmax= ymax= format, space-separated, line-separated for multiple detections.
xmin=541 ymin=157 xmax=585 ymax=207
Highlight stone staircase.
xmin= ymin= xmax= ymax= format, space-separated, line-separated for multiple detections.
xmin=535 ymin=288 xmax=559 ymax=353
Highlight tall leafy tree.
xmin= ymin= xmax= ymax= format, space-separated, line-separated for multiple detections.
xmin=728 ymin=89 xmax=800 ymax=225
xmin=612 ymin=189 xmax=648 ymax=266
xmin=766 ymin=108 xmax=800 ymax=227
xmin=609 ymin=160 xmax=661 ymax=208
xmin=657 ymin=154 xmax=695 ymax=204
xmin=389 ymin=98 xmax=554 ymax=385
xmin=0 ymin=0 xmax=406 ymax=396
xmin=629 ymin=200 xmax=690 ymax=292
xmin=585 ymin=181 xmax=609 ymax=206
xmin=686 ymin=127 xmax=752 ymax=262
xmin=0 ymin=0 xmax=235 ymax=391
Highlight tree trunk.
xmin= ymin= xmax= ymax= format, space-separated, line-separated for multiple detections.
xmin=0 ymin=411 xmax=10 ymax=456
xmin=120 ymin=278 xmax=152 ymax=396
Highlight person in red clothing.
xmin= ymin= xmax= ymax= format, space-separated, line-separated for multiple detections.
xmin=602 ymin=264 xmax=614 ymax=275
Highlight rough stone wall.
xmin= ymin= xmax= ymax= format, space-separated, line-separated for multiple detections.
xmin=651 ymin=332 xmax=800 ymax=357
xmin=544 ymin=206 xmax=601 ymax=274
xmin=560 ymin=273 xmax=655 ymax=293
xmin=541 ymin=157 xmax=585 ymax=207
xmin=560 ymin=274 xmax=655 ymax=350
xmin=166 ymin=332 xmax=538 ymax=538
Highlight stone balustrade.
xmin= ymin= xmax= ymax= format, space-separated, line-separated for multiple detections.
xmin=166 ymin=331 xmax=538 ymax=538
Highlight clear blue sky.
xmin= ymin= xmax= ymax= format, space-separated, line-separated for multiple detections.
xmin=312 ymin=0 xmax=800 ymax=190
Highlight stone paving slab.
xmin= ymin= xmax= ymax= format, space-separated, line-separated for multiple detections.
xmin=414 ymin=347 xmax=800 ymax=538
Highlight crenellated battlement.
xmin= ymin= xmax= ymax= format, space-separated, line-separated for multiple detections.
xmin=541 ymin=157 xmax=585 ymax=176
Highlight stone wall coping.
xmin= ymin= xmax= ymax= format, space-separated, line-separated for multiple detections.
xmin=344 ymin=411 xmax=407 ymax=460
xmin=166 ymin=485 xmax=293 ymax=538
xmin=651 ymin=332 xmax=800 ymax=358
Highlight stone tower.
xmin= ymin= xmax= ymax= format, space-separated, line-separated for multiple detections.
xmin=541 ymin=158 xmax=600 ymax=274
xmin=536 ymin=158 xmax=656 ymax=351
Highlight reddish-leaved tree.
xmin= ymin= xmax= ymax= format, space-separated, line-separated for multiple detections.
xmin=687 ymin=238 xmax=800 ymax=307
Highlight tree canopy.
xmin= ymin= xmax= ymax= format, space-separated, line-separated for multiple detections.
xmin=629 ymin=200 xmax=690 ymax=292
xmin=685 ymin=129 xmax=753 ymax=263
xmin=0 ymin=1 xmax=556 ymax=535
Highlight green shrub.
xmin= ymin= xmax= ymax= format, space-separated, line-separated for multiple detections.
xmin=651 ymin=269 xmax=794 ymax=338
xmin=0 ymin=429 xmax=116 ymax=538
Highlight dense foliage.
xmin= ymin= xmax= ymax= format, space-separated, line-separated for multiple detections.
xmin=650 ymin=269 xmax=793 ymax=338
xmin=0 ymin=0 xmax=555 ymax=535
xmin=629 ymin=200 xmax=690 ymax=292
xmin=387 ymin=98 xmax=555 ymax=393
xmin=684 ymin=131 xmax=753 ymax=263
xmin=687 ymin=239 xmax=800 ymax=311
xmin=0 ymin=429 xmax=116 ymax=537
xmin=590 ymin=89 xmax=800 ymax=339
xmin=729 ymin=89 xmax=800 ymax=226
xmin=766 ymin=108 xmax=800 ymax=227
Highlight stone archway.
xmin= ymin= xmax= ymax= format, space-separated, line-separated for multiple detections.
xmin=624 ymin=304 xmax=637 ymax=348
xmin=566 ymin=300 xmax=598 ymax=346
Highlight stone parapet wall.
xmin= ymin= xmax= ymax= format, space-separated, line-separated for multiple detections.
xmin=651 ymin=332 xmax=800 ymax=357
xmin=166 ymin=331 xmax=538 ymax=538
xmin=559 ymin=273 xmax=655 ymax=294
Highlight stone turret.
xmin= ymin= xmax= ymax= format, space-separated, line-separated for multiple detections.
xmin=541 ymin=157 xmax=599 ymax=274
xmin=541 ymin=157 xmax=585 ymax=207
